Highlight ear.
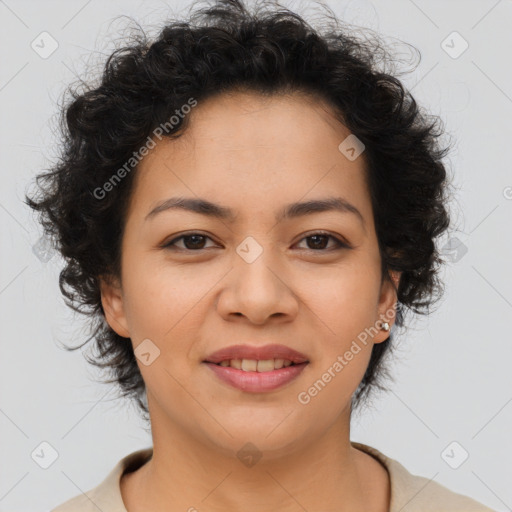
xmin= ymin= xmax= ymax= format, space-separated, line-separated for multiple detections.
xmin=99 ymin=275 xmax=130 ymax=338
xmin=374 ymin=269 xmax=401 ymax=344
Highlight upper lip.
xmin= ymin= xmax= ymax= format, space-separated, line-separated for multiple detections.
xmin=204 ymin=344 xmax=309 ymax=364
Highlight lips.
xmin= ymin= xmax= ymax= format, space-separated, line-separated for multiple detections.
xmin=203 ymin=344 xmax=309 ymax=392
xmin=204 ymin=344 xmax=309 ymax=365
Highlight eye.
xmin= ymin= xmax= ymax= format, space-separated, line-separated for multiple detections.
xmin=294 ymin=232 xmax=349 ymax=251
xmin=163 ymin=233 xmax=217 ymax=251
xmin=162 ymin=231 xmax=349 ymax=252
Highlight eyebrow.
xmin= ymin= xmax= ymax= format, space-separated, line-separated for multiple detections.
xmin=145 ymin=196 xmax=365 ymax=228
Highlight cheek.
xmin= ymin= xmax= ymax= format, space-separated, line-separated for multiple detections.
xmin=121 ymin=258 xmax=218 ymax=357
xmin=121 ymin=256 xmax=182 ymax=324
xmin=299 ymin=278 xmax=376 ymax=411
xmin=300 ymin=265 xmax=380 ymax=403
xmin=305 ymin=264 xmax=381 ymax=338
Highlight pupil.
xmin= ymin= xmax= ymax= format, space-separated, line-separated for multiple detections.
xmin=185 ymin=235 xmax=205 ymax=249
xmin=309 ymin=235 xmax=327 ymax=249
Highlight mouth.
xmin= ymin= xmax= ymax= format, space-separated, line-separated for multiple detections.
xmin=204 ymin=343 xmax=309 ymax=366
xmin=211 ymin=358 xmax=301 ymax=371
xmin=203 ymin=344 xmax=310 ymax=392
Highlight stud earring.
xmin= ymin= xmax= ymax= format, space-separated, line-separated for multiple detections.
xmin=380 ymin=321 xmax=390 ymax=332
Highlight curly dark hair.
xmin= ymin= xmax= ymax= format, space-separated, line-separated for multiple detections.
xmin=26 ymin=0 xmax=453 ymax=423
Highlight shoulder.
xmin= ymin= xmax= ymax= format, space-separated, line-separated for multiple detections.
xmin=351 ymin=442 xmax=496 ymax=512
xmin=50 ymin=448 xmax=153 ymax=512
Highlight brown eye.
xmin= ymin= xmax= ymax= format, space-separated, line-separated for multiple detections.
xmin=162 ymin=231 xmax=349 ymax=253
xmin=295 ymin=233 xmax=348 ymax=251
xmin=163 ymin=233 xmax=216 ymax=251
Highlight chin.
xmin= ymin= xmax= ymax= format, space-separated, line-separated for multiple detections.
xmin=194 ymin=413 xmax=317 ymax=462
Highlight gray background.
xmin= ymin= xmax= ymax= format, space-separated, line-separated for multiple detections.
xmin=1 ymin=0 xmax=511 ymax=510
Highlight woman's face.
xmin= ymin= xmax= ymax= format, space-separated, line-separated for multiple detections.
xmin=101 ymin=90 xmax=399 ymax=459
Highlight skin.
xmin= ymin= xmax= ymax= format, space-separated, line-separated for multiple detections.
xmin=101 ymin=89 xmax=401 ymax=512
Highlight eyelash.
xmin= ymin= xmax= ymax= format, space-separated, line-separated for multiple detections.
xmin=161 ymin=231 xmax=350 ymax=253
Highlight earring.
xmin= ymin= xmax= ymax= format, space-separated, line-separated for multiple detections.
xmin=380 ymin=321 xmax=390 ymax=332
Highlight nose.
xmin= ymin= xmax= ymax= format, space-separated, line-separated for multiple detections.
xmin=216 ymin=255 xmax=299 ymax=325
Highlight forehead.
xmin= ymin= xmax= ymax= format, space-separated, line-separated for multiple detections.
xmin=129 ymin=90 xmax=372 ymax=226
xmin=178 ymin=89 xmax=350 ymax=148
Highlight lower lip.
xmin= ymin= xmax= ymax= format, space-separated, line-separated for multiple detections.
xmin=204 ymin=362 xmax=308 ymax=392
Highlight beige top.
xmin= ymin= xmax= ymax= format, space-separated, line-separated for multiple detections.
xmin=51 ymin=442 xmax=496 ymax=511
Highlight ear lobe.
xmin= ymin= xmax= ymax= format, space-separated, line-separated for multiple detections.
xmin=374 ymin=270 xmax=402 ymax=344
xmin=99 ymin=275 xmax=130 ymax=338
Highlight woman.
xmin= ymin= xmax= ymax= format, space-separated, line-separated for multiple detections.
xmin=27 ymin=0 xmax=496 ymax=510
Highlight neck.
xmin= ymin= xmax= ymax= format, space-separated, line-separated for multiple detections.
xmin=121 ymin=396 xmax=389 ymax=512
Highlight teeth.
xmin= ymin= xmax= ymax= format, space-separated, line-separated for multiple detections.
xmin=230 ymin=359 xmax=242 ymax=369
xmin=241 ymin=359 xmax=257 ymax=371
xmin=217 ymin=358 xmax=295 ymax=371
xmin=257 ymin=359 xmax=275 ymax=372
